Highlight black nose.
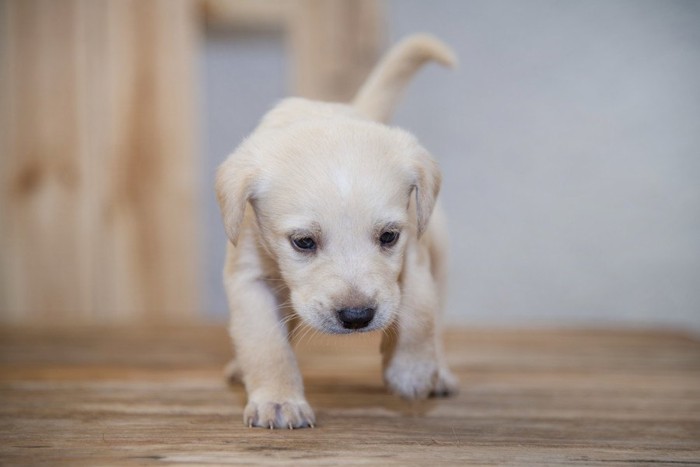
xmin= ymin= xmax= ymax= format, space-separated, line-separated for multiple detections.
xmin=337 ymin=307 xmax=375 ymax=330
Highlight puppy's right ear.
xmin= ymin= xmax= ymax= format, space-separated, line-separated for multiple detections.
xmin=215 ymin=149 xmax=257 ymax=246
xmin=408 ymin=147 xmax=442 ymax=238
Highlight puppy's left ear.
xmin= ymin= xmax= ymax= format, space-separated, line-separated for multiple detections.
xmin=215 ymin=148 xmax=258 ymax=246
xmin=409 ymin=148 xmax=442 ymax=237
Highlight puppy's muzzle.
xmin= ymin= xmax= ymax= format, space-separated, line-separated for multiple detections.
xmin=337 ymin=307 xmax=375 ymax=330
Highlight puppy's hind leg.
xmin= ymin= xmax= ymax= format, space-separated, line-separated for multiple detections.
xmin=224 ymin=358 xmax=242 ymax=383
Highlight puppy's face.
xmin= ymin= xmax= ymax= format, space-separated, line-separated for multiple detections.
xmin=257 ymin=147 xmax=409 ymax=334
xmin=217 ymin=117 xmax=440 ymax=334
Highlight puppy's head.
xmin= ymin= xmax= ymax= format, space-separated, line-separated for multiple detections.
xmin=216 ymin=112 xmax=440 ymax=334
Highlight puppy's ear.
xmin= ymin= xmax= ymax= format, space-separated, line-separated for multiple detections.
xmin=215 ymin=149 xmax=258 ymax=246
xmin=409 ymin=148 xmax=442 ymax=237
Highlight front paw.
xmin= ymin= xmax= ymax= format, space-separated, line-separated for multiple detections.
xmin=384 ymin=354 xmax=439 ymax=400
xmin=243 ymin=396 xmax=315 ymax=429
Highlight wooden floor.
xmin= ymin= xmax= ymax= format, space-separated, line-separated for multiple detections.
xmin=1 ymin=326 xmax=699 ymax=465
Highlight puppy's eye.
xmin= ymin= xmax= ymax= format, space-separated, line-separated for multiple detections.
xmin=378 ymin=231 xmax=399 ymax=247
xmin=291 ymin=236 xmax=317 ymax=252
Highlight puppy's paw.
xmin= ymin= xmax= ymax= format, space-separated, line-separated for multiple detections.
xmin=430 ymin=366 xmax=459 ymax=397
xmin=243 ymin=397 xmax=315 ymax=429
xmin=384 ymin=354 xmax=439 ymax=400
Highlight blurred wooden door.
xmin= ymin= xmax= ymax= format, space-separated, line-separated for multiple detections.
xmin=0 ymin=0 xmax=200 ymax=324
xmin=0 ymin=0 xmax=381 ymax=325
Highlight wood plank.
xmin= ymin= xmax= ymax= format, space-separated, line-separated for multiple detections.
xmin=0 ymin=0 xmax=199 ymax=324
xmin=0 ymin=0 xmax=89 ymax=322
xmin=1 ymin=327 xmax=698 ymax=465
xmin=87 ymin=0 xmax=200 ymax=323
xmin=201 ymin=0 xmax=288 ymax=33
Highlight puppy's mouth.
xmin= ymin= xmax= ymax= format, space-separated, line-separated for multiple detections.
xmin=313 ymin=308 xmax=393 ymax=335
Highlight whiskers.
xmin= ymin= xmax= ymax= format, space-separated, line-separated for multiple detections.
xmin=263 ymin=279 xmax=289 ymax=296
xmin=377 ymin=312 xmax=399 ymax=344
xmin=275 ymin=302 xmax=320 ymax=347
xmin=277 ymin=309 xmax=296 ymax=327
xmin=290 ymin=320 xmax=321 ymax=347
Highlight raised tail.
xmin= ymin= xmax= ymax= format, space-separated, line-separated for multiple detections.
xmin=352 ymin=34 xmax=456 ymax=123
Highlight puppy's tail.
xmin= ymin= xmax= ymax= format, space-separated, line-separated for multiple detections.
xmin=352 ymin=34 xmax=456 ymax=123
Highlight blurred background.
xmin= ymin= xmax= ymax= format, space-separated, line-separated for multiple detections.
xmin=1 ymin=0 xmax=699 ymax=331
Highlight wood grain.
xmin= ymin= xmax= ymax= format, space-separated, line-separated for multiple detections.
xmin=201 ymin=0 xmax=288 ymax=33
xmin=0 ymin=0 xmax=199 ymax=324
xmin=0 ymin=0 xmax=87 ymax=322
xmin=1 ymin=327 xmax=698 ymax=465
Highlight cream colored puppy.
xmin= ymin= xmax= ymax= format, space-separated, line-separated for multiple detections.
xmin=216 ymin=34 xmax=458 ymax=429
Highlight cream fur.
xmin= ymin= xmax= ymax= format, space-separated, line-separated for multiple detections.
xmin=216 ymin=34 xmax=458 ymax=429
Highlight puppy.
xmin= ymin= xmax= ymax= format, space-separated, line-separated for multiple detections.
xmin=216 ymin=34 xmax=458 ymax=429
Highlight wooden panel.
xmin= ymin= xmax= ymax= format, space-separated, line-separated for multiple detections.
xmin=202 ymin=0 xmax=288 ymax=33
xmin=0 ymin=0 xmax=199 ymax=324
xmin=0 ymin=0 xmax=88 ymax=322
xmin=0 ymin=327 xmax=698 ymax=464
xmin=89 ymin=0 xmax=200 ymax=323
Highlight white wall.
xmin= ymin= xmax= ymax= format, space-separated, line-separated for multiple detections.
xmin=202 ymin=1 xmax=700 ymax=330
xmin=387 ymin=0 xmax=700 ymax=329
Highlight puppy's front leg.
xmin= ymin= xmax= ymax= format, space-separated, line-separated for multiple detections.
xmin=381 ymin=306 xmax=441 ymax=399
xmin=381 ymin=256 xmax=457 ymax=399
xmin=226 ymin=275 xmax=314 ymax=429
